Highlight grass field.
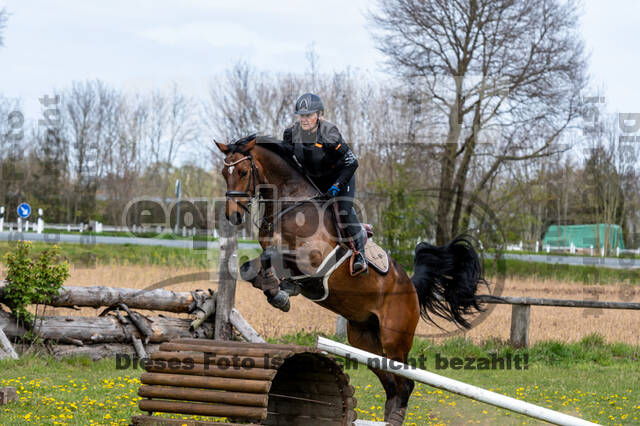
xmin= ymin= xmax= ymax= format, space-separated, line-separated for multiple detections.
xmin=1 ymin=240 xmax=639 ymax=424
xmin=0 ymin=333 xmax=638 ymax=425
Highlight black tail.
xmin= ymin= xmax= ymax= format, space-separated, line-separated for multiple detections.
xmin=411 ymin=235 xmax=486 ymax=329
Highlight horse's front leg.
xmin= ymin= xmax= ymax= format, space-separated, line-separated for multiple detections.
xmin=239 ymin=246 xmax=290 ymax=312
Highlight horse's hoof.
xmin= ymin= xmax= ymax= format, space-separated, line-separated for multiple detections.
xmin=268 ymin=290 xmax=290 ymax=312
xmin=387 ymin=408 xmax=407 ymax=426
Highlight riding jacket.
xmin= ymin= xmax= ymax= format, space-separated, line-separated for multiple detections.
xmin=282 ymin=120 xmax=358 ymax=192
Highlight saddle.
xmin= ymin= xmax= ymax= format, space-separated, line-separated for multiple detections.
xmin=330 ymin=203 xmax=388 ymax=275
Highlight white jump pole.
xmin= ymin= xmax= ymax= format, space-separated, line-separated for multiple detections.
xmin=316 ymin=337 xmax=596 ymax=426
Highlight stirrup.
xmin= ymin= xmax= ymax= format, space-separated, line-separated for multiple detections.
xmin=349 ymin=252 xmax=368 ymax=277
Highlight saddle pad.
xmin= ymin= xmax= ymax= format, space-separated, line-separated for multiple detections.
xmin=364 ymin=239 xmax=389 ymax=274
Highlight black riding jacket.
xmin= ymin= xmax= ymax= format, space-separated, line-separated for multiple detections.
xmin=282 ymin=120 xmax=358 ymax=191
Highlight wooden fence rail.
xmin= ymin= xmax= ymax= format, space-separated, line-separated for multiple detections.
xmin=475 ymin=295 xmax=640 ymax=348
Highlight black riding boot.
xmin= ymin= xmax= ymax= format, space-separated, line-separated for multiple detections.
xmin=346 ymin=224 xmax=368 ymax=276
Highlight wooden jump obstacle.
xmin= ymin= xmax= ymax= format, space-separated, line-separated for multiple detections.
xmin=131 ymin=338 xmax=357 ymax=426
xmin=317 ymin=337 xmax=597 ymax=426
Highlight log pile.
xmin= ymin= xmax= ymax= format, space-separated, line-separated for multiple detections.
xmin=0 ymin=281 xmax=263 ymax=360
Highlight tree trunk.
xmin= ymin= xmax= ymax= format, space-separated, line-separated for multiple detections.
xmin=435 ymin=102 xmax=463 ymax=245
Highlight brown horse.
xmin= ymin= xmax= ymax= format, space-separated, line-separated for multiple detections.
xmin=215 ymin=135 xmax=484 ymax=425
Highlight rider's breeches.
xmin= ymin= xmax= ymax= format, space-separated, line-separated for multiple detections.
xmin=334 ymin=176 xmax=364 ymax=243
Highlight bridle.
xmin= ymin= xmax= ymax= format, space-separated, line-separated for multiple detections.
xmin=223 ymin=152 xmax=260 ymax=214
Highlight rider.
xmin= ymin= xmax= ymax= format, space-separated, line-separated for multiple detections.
xmin=282 ymin=92 xmax=368 ymax=276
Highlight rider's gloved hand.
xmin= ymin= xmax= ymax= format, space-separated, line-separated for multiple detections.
xmin=326 ymin=184 xmax=340 ymax=198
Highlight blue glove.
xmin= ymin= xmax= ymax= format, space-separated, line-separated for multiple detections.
xmin=327 ymin=184 xmax=340 ymax=197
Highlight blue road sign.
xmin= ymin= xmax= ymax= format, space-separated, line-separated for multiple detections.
xmin=17 ymin=203 xmax=31 ymax=219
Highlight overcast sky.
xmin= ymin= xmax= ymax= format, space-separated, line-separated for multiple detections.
xmin=1 ymin=0 xmax=638 ymax=122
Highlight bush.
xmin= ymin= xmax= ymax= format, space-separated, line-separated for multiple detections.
xmin=3 ymin=240 xmax=70 ymax=327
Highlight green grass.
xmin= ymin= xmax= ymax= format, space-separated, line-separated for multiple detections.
xmin=484 ymin=258 xmax=640 ymax=285
xmin=1 ymin=333 xmax=638 ymax=425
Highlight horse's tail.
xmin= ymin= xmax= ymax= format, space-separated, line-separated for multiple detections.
xmin=410 ymin=234 xmax=486 ymax=329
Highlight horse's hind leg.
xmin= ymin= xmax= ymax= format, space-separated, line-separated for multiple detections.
xmin=377 ymin=283 xmax=420 ymax=425
xmin=346 ymin=317 xmax=401 ymax=422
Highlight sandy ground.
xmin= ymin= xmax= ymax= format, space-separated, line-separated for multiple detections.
xmin=4 ymin=264 xmax=639 ymax=345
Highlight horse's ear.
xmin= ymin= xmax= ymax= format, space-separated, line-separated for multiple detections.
xmin=242 ymin=138 xmax=257 ymax=151
xmin=215 ymin=140 xmax=230 ymax=154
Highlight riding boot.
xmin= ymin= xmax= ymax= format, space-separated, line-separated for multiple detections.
xmin=347 ymin=225 xmax=368 ymax=276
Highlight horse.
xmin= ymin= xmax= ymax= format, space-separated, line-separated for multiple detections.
xmin=215 ymin=135 xmax=485 ymax=425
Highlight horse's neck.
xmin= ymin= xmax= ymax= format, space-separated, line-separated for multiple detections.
xmin=255 ymin=145 xmax=316 ymax=198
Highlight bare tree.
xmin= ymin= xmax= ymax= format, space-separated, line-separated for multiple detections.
xmin=370 ymin=0 xmax=588 ymax=244
xmin=0 ymin=7 xmax=7 ymax=47
xmin=144 ymin=83 xmax=198 ymax=199
xmin=58 ymin=80 xmax=122 ymax=222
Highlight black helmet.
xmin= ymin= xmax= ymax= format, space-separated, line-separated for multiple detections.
xmin=294 ymin=93 xmax=324 ymax=115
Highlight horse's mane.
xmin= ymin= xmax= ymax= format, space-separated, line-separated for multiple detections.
xmin=229 ymin=134 xmax=305 ymax=178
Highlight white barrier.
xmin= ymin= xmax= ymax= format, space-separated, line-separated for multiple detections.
xmin=316 ymin=337 xmax=596 ymax=426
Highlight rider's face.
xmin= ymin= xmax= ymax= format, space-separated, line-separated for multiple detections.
xmin=298 ymin=112 xmax=320 ymax=131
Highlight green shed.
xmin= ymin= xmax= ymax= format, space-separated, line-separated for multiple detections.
xmin=542 ymin=224 xmax=625 ymax=249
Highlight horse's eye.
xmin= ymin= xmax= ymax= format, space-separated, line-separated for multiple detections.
xmin=239 ymin=170 xmax=248 ymax=177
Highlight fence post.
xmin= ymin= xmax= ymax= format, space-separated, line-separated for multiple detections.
xmin=0 ymin=206 xmax=4 ymax=232
xmin=215 ymin=215 xmax=238 ymax=340
xmin=336 ymin=316 xmax=348 ymax=338
xmin=37 ymin=209 xmax=44 ymax=234
xmin=510 ymin=304 xmax=530 ymax=348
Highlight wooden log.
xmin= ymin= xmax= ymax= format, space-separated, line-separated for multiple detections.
xmin=149 ymin=351 xmax=281 ymax=369
xmin=230 ymin=308 xmax=265 ymax=343
xmin=509 ymin=304 xmax=530 ymax=348
xmin=120 ymin=303 xmax=153 ymax=343
xmin=0 ymin=281 xmax=214 ymax=313
xmin=0 ymin=327 xmax=18 ymax=359
xmin=131 ymin=415 xmax=256 ymax=425
xmin=140 ymin=372 xmax=271 ymax=393
xmin=145 ymin=363 xmax=277 ymax=381
xmin=138 ymin=385 xmax=268 ymax=407
xmin=159 ymin=342 xmax=294 ymax=358
xmin=138 ymin=399 xmax=267 ymax=420
xmin=0 ymin=309 xmax=213 ymax=344
xmin=42 ymin=343 xmax=161 ymax=361
xmin=57 ymin=336 xmax=84 ymax=346
xmin=132 ymin=336 xmax=148 ymax=359
xmin=171 ymin=338 xmax=308 ymax=352
xmin=215 ymin=217 xmax=238 ymax=340
xmin=190 ymin=291 xmax=216 ymax=331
